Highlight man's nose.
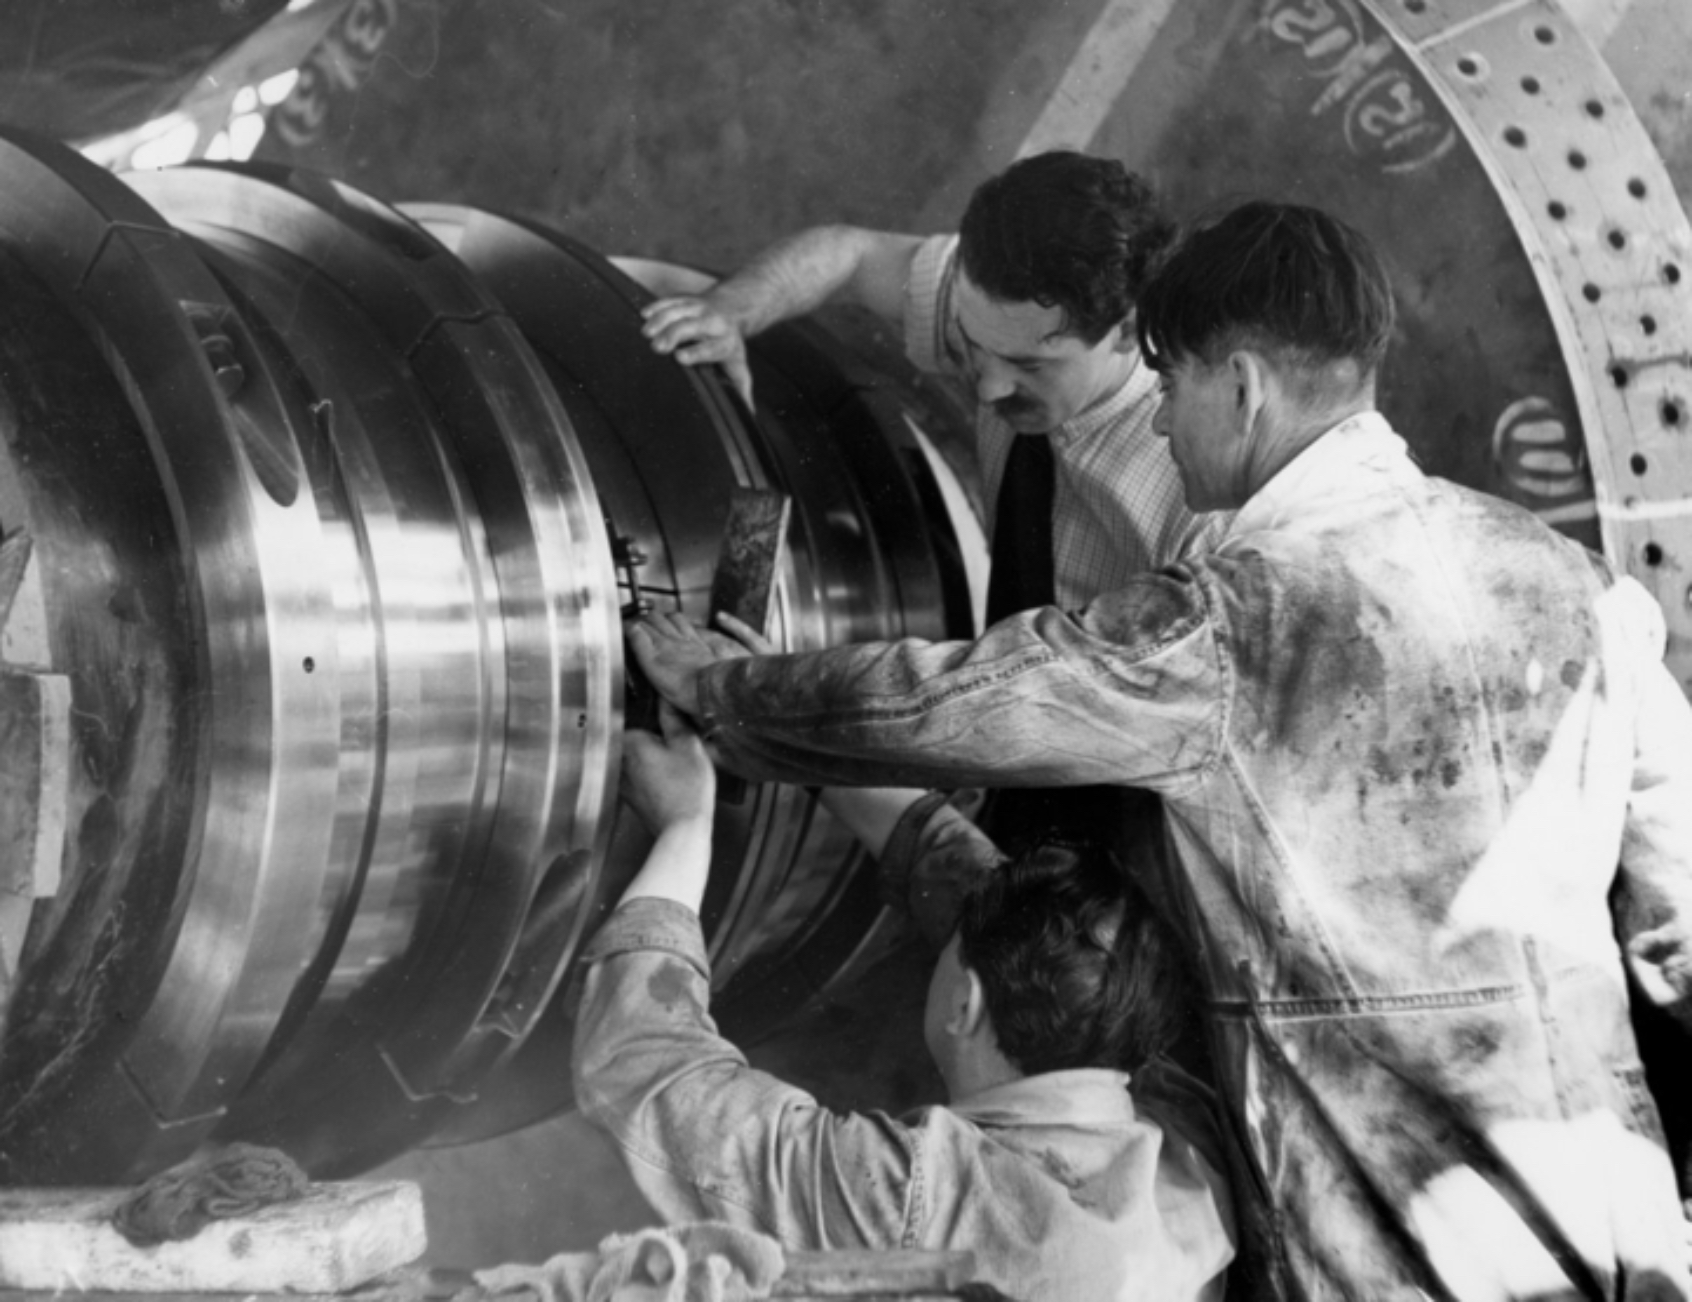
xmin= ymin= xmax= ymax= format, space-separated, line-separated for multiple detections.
xmin=973 ymin=359 xmax=1016 ymax=405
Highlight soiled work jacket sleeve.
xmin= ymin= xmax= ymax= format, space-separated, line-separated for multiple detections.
xmin=697 ymin=570 xmax=1224 ymax=793
xmin=571 ymin=898 xmax=920 ymax=1248
xmin=877 ymin=791 xmax=1006 ymax=947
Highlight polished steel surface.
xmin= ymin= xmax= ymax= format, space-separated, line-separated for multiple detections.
xmin=0 ymin=140 xmax=976 ymax=1179
xmin=3 ymin=0 xmax=1685 ymax=1181
xmin=408 ymin=204 xmax=974 ymax=1144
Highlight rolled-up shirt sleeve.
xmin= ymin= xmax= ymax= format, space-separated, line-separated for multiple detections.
xmin=698 ymin=570 xmax=1225 ymax=793
xmin=878 ymin=792 xmax=1006 ymax=947
xmin=571 ymin=898 xmax=921 ymax=1249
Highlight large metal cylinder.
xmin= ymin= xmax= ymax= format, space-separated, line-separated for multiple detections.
xmin=2 ymin=0 xmax=1690 ymax=1195
xmin=0 ymin=129 xmax=975 ymax=1181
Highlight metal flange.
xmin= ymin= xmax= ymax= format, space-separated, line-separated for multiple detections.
xmin=1364 ymin=0 xmax=1692 ymax=692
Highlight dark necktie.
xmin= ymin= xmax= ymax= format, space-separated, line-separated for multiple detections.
xmin=984 ymin=433 xmax=1056 ymax=625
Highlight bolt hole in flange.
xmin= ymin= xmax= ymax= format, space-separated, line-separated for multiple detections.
xmin=1456 ymin=54 xmax=1488 ymax=80
xmin=1665 ymin=263 xmax=1684 ymax=286
xmin=1522 ymin=74 xmax=1542 ymax=95
xmin=1663 ymin=397 xmax=1686 ymax=429
xmin=1642 ymin=315 xmax=1658 ymax=336
xmin=1548 ymin=200 xmax=1569 ymax=221
xmin=1644 ymin=542 xmax=1665 ymax=567
xmin=1631 ymin=453 xmax=1649 ymax=475
xmin=1505 ymin=126 xmax=1528 ymax=148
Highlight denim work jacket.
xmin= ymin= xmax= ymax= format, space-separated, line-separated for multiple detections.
xmin=571 ymin=897 xmax=1235 ymax=1302
xmin=695 ymin=414 xmax=1692 ymax=1300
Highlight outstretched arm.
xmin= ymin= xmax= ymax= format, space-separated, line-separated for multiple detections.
xmin=641 ymin=227 xmax=922 ymax=407
xmin=617 ymin=700 xmax=717 ymax=912
xmin=575 ymin=692 xmax=920 ymax=1248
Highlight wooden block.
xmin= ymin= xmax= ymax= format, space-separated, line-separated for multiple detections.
xmin=0 ymin=1181 xmax=427 ymax=1294
xmin=0 ymin=668 xmax=70 ymax=987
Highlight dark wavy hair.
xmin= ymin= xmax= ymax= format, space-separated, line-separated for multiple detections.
xmin=956 ymin=839 xmax=1192 ymax=1076
xmin=958 ymin=151 xmax=1175 ymax=346
xmin=1136 ymin=199 xmax=1395 ymax=379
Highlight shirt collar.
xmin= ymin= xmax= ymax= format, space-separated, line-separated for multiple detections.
xmin=1046 ymin=348 xmax=1151 ymax=450
xmin=951 ymin=1068 xmax=1137 ymax=1131
xmin=1230 ymin=409 xmax=1410 ymax=536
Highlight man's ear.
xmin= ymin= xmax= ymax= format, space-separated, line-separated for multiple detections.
xmin=947 ymin=966 xmax=991 ymax=1038
xmin=1111 ymin=312 xmax=1138 ymax=354
xmin=1228 ymin=350 xmax=1272 ymax=434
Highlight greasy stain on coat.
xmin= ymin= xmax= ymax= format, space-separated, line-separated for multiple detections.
xmin=647 ymin=962 xmax=691 ymax=1011
xmin=1220 ymin=548 xmax=1388 ymax=757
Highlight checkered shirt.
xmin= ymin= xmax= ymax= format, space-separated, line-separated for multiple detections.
xmin=903 ymin=235 xmax=1231 ymax=610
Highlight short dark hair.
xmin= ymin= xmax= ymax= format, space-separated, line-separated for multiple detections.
xmin=956 ymin=840 xmax=1191 ymax=1076
xmin=958 ymin=151 xmax=1175 ymax=346
xmin=1136 ymin=200 xmax=1395 ymax=378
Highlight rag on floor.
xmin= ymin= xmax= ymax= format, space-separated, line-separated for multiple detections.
xmin=468 ymin=1222 xmax=785 ymax=1302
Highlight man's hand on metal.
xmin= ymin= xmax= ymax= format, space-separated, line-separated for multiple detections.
xmin=626 ymin=609 xmax=752 ymax=718
xmin=712 ymin=610 xmax=776 ymax=655
xmin=641 ymin=295 xmax=756 ymax=410
xmin=619 ymin=699 xmax=716 ymax=835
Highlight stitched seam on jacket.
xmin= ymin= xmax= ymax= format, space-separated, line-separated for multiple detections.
xmin=901 ymin=1128 xmax=925 ymax=1250
xmin=1217 ymin=747 xmax=1369 ymax=1001
xmin=1403 ymin=481 xmax=1516 ymax=815
xmin=715 ymin=603 xmax=1211 ymax=732
xmin=1209 ymin=982 xmax=1526 ymax=1021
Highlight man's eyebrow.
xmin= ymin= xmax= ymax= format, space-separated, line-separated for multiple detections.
xmin=955 ymin=316 xmax=1055 ymax=365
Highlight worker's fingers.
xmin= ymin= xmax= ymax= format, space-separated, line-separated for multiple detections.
xmin=714 ymin=611 xmax=775 ymax=655
xmin=634 ymin=608 xmax=702 ymax=641
xmin=639 ymin=297 xmax=757 ymax=409
xmin=640 ymin=295 xmax=710 ymax=334
xmin=656 ymin=697 xmax=700 ymax=742
xmin=642 ymin=297 xmax=733 ymax=352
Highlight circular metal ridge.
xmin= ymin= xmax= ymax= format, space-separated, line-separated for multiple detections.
xmin=0 ymin=144 xmax=976 ymax=1175
xmin=1365 ymin=0 xmax=1692 ymax=693
xmin=402 ymin=207 xmax=976 ymax=1144
xmin=0 ymin=128 xmax=342 ymax=1181
xmin=120 ymin=163 xmax=623 ymax=1174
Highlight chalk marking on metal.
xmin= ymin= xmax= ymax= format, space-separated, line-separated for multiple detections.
xmin=1411 ymin=0 xmax=1536 ymax=52
xmin=1015 ymin=0 xmax=1181 ymax=158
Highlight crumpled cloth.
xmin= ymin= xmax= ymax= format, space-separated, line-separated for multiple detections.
xmin=110 ymin=1142 xmax=310 ymax=1247
xmin=468 ymin=1222 xmax=785 ymax=1302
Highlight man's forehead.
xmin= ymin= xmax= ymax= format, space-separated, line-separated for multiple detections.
xmin=954 ymin=269 xmax=1075 ymax=356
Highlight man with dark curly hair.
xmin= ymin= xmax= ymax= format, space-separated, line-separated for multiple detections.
xmin=642 ymin=150 xmax=1227 ymax=618
xmin=642 ymin=150 xmax=1229 ymax=848
xmin=573 ymin=701 xmax=1235 ymax=1302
